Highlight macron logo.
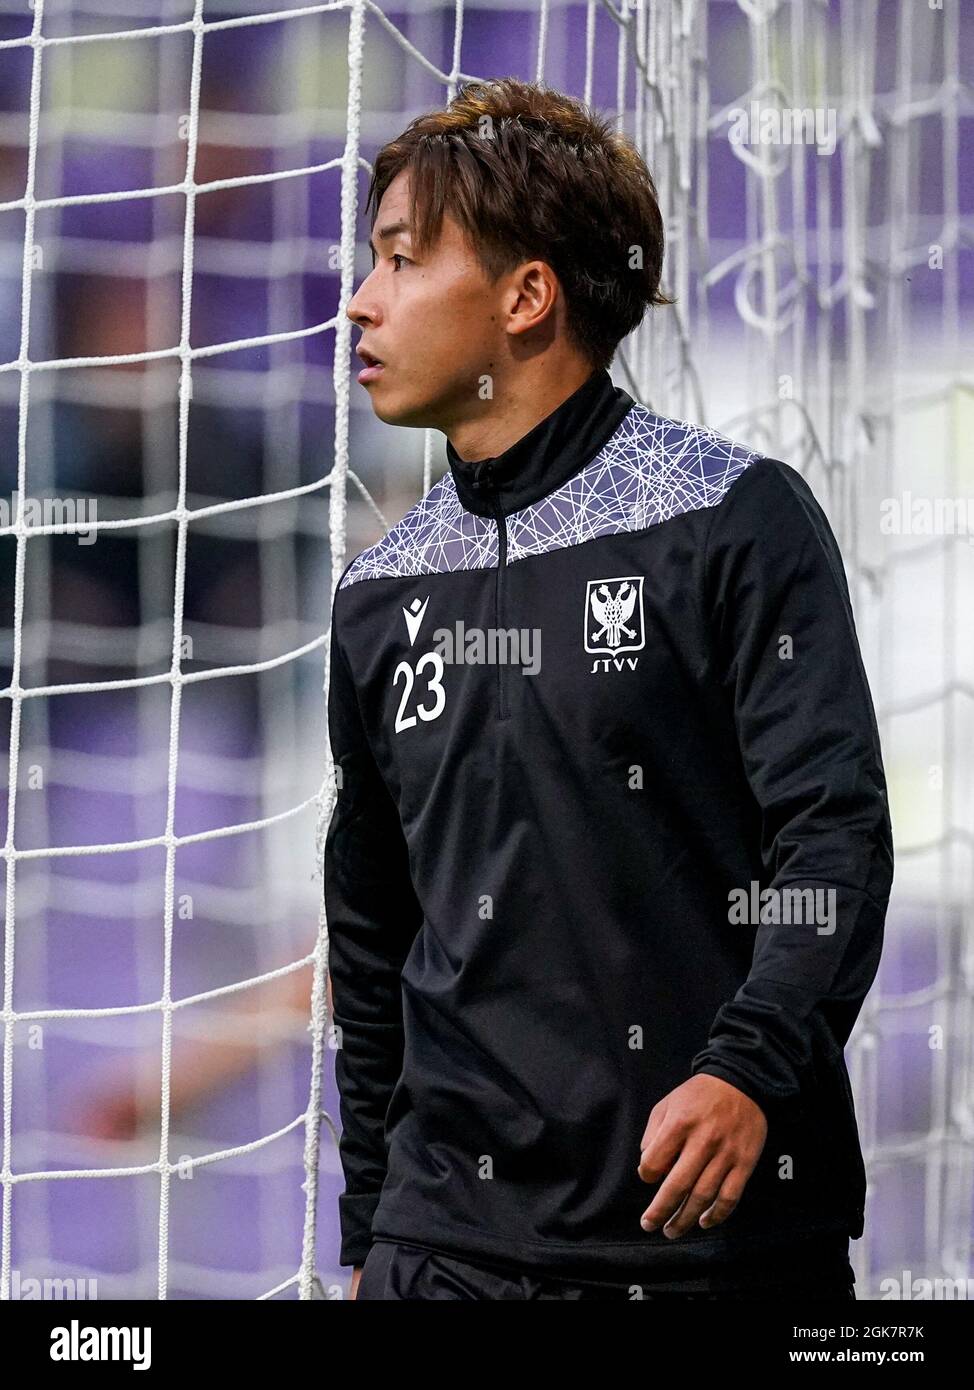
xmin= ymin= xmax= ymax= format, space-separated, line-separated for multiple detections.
xmin=402 ymin=595 xmax=429 ymax=647
xmin=50 ymin=1321 xmax=151 ymax=1371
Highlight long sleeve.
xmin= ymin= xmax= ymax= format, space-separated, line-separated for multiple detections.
xmin=324 ymin=594 xmax=423 ymax=1267
xmin=690 ymin=457 xmax=894 ymax=1124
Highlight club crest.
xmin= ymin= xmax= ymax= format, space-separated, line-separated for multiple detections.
xmin=584 ymin=576 xmax=645 ymax=657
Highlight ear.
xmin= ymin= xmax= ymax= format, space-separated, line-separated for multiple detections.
xmin=504 ymin=259 xmax=560 ymax=341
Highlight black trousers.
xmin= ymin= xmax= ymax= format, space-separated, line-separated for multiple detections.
xmin=356 ymin=1236 xmax=858 ymax=1301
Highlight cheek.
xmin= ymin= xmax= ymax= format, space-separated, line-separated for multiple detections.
xmin=394 ymin=267 xmax=498 ymax=375
xmin=439 ymin=288 xmax=497 ymax=360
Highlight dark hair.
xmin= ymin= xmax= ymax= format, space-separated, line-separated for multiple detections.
xmin=365 ymin=77 xmax=672 ymax=372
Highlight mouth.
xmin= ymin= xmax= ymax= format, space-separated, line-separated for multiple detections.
xmin=356 ymin=346 xmax=385 ymax=384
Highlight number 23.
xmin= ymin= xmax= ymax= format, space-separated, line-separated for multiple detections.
xmin=393 ymin=652 xmax=446 ymax=732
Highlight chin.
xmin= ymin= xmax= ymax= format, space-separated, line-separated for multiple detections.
xmin=369 ymin=386 xmax=435 ymax=430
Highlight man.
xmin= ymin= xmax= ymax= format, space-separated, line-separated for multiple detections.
xmin=325 ymin=77 xmax=893 ymax=1301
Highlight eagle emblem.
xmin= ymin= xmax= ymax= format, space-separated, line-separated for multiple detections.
xmin=584 ymin=576 xmax=645 ymax=656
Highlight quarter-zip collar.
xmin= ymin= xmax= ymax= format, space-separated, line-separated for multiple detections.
xmin=445 ymin=368 xmax=636 ymax=518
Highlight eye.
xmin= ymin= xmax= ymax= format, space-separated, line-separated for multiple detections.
xmin=391 ymin=253 xmax=410 ymax=271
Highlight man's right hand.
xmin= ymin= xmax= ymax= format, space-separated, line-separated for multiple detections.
xmin=349 ymin=1266 xmax=363 ymax=1300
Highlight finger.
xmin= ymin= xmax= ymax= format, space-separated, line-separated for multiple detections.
xmin=639 ymin=1141 xmax=716 ymax=1231
xmin=698 ymin=1167 xmax=750 ymax=1230
xmin=637 ymin=1105 xmax=689 ymax=1183
xmin=661 ymin=1155 xmax=735 ymax=1238
xmin=636 ymin=1122 xmax=686 ymax=1184
xmin=638 ymin=1096 xmax=670 ymax=1155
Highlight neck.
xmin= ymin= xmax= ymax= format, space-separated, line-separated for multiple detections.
xmin=444 ymin=363 xmax=636 ymax=519
xmin=446 ymin=356 xmax=597 ymax=462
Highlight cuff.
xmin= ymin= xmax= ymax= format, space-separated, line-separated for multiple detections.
xmin=690 ymin=1059 xmax=806 ymax=1127
xmin=338 ymin=1190 xmax=382 ymax=1267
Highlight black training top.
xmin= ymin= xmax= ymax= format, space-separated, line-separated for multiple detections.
xmin=324 ymin=367 xmax=894 ymax=1281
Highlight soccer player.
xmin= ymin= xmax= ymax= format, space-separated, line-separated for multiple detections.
xmin=325 ymin=77 xmax=893 ymax=1301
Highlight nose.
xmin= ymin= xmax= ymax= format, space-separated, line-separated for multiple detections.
xmin=346 ymin=272 xmax=377 ymax=328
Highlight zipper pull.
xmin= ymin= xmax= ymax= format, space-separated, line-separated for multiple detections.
xmin=469 ymin=461 xmax=496 ymax=493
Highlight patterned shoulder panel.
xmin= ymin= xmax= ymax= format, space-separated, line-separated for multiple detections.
xmin=338 ymin=472 xmax=497 ymax=589
xmin=339 ymin=404 xmax=762 ymax=588
xmin=506 ymin=403 xmax=762 ymax=563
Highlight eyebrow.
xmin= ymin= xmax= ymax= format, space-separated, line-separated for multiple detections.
xmin=368 ymin=219 xmax=411 ymax=259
